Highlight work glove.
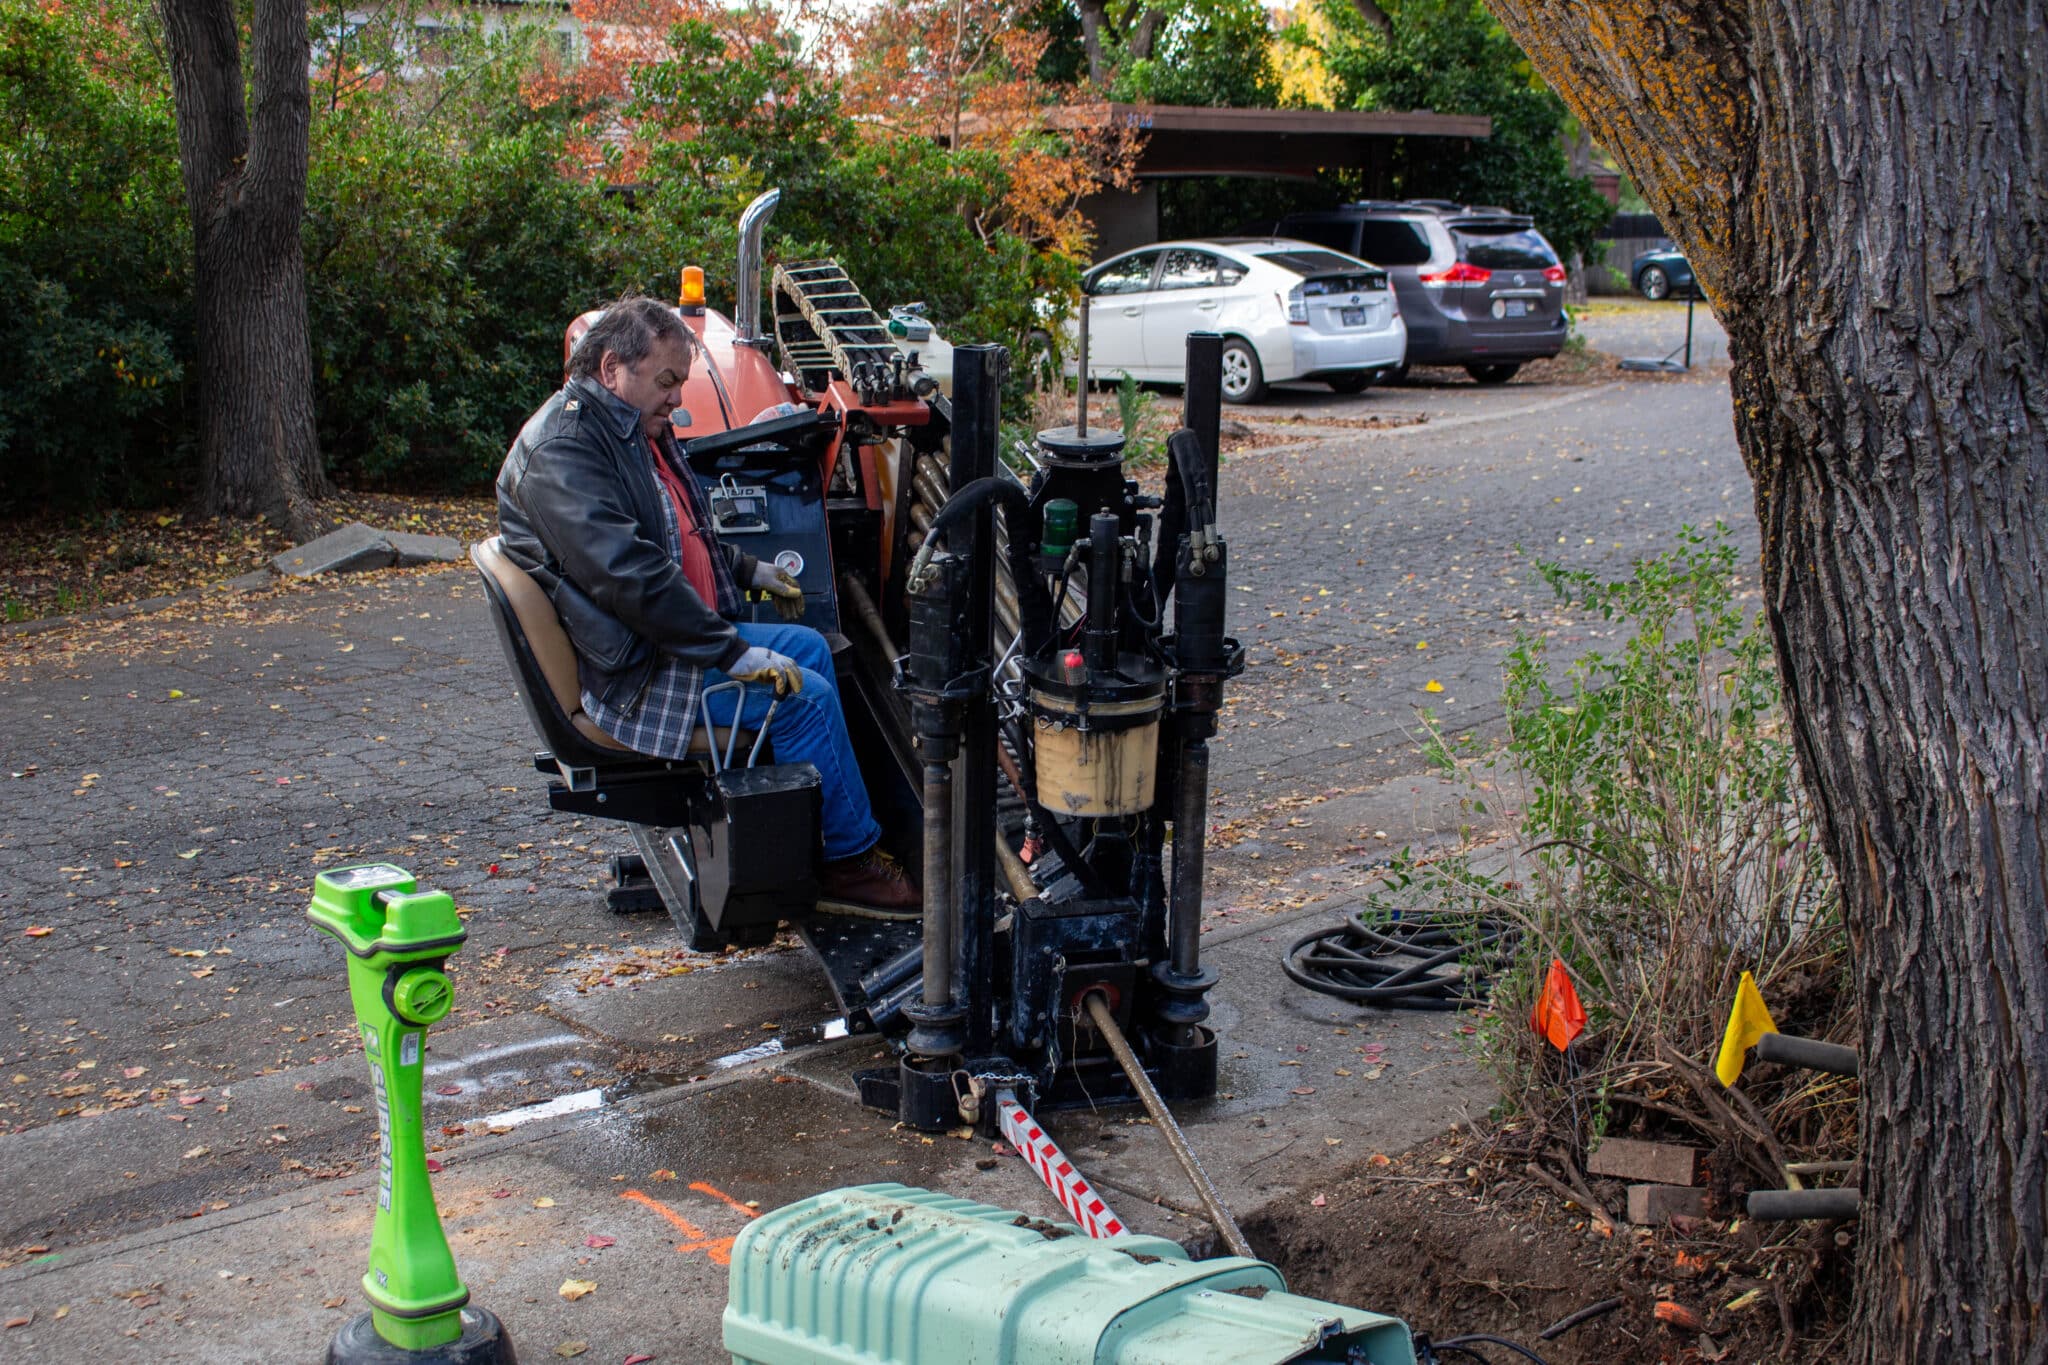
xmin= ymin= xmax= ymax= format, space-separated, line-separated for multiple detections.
xmin=728 ymin=645 xmax=803 ymax=697
xmin=750 ymin=559 xmax=806 ymax=622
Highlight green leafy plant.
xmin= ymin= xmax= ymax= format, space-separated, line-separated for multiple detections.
xmin=1366 ymin=524 xmax=1849 ymax=1176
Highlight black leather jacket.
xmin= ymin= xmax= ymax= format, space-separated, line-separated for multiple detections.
xmin=496 ymin=376 xmax=758 ymax=716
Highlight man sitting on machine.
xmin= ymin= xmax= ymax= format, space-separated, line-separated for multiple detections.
xmin=495 ymin=294 xmax=918 ymax=910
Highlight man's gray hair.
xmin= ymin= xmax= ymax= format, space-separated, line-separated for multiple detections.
xmin=567 ymin=295 xmax=689 ymax=380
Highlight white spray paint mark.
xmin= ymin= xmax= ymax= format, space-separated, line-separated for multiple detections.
xmin=476 ymin=1087 xmax=606 ymax=1130
xmin=423 ymin=1033 xmax=583 ymax=1076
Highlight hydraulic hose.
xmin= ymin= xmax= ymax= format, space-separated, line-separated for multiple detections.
xmin=906 ymin=475 xmax=1054 ymax=651
xmin=1282 ymin=911 xmax=1516 ymax=1011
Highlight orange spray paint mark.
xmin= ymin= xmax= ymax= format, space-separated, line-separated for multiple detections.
xmin=619 ymin=1189 xmax=736 ymax=1266
xmin=689 ymin=1181 xmax=760 ymax=1219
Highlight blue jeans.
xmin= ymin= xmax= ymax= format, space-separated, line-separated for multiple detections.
xmin=701 ymin=622 xmax=880 ymax=862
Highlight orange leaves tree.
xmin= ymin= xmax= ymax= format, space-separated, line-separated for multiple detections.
xmin=527 ymin=0 xmax=1134 ymax=355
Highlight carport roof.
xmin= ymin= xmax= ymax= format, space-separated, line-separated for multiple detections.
xmin=1033 ymin=103 xmax=1493 ymax=179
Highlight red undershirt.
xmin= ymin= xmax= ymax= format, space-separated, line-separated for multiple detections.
xmin=649 ymin=436 xmax=718 ymax=606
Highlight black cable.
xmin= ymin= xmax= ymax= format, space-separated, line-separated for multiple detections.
xmin=1434 ymin=1334 xmax=1551 ymax=1364
xmin=1418 ymin=1345 xmax=1492 ymax=1365
xmin=1282 ymin=910 xmax=1515 ymax=1011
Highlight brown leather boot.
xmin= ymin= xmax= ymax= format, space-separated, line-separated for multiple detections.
xmin=817 ymin=845 xmax=920 ymax=913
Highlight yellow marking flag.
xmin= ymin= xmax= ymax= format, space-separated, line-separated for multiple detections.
xmin=1715 ymin=970 xmax=1779 ymax=1087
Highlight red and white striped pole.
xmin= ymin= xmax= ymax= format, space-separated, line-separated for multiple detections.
xmin=996 ymin=1093 xmax=1127 ymax=1239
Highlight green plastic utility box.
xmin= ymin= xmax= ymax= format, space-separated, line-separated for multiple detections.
xmin=722 ymin=1183 xmax=1413 ymax=1365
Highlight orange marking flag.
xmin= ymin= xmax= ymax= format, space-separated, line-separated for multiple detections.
xmin=1530 ymin=957 xmax=1588 ymax=1051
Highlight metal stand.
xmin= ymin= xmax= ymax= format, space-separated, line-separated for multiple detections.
xmin=1620 ymin=292 xmax=1697 ymax=373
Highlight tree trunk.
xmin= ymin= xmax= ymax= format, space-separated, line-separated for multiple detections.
xmin=1127 ymin=7 xmax=1165 ymax=62
xmin=1076 ymin=0 xmax=1107 ymax=84
xmin=1482 ymin=0 xmax=2048 ymax=1360
xmin=160 ymin=0 xmax=326 ymax=539
xmin=1347 ymin=0 xmax=1392 ymax=37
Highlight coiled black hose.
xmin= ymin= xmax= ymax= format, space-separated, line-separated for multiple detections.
xmin=1281 ymin=911 xmax=1516 ymax=1011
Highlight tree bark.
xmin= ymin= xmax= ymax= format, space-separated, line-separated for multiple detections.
xmin=1483 ymin=0 xmax=2048 ymax=1360
xmin=159 ymin=0 xmax=326 ymax=538
xmin=1347 ymin=0 xmax=1392 ymax=37
xmin=1076 ymin=0 xmax=1108 ymax=84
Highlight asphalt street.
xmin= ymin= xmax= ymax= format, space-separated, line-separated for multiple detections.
xmin=0 ymin=308 xmax=1754 ymax=1359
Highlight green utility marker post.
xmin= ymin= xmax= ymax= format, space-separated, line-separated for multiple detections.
xmin=308 ymin=864 xmax=517 ymax=1365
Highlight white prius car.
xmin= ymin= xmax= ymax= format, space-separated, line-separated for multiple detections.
xmin=1067 ymin=238 xmax=1408 ymax=404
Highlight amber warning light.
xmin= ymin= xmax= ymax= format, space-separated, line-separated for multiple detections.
xmin=680 ymin=266 xmax=706 ymax=314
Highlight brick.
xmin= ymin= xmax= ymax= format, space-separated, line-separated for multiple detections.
xmin=1628 ymin=1183 xmax=1709 ymax=1224
xmin=1588 ymin=1136 xmax=1697 ymax=1186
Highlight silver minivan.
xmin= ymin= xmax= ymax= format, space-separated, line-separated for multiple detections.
xmin=1272 ymin=201 xmax=1567 ymax=383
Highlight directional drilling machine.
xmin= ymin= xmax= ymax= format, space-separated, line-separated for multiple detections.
xmin=864 ymin=334 xmax=1244 ymax=1130
xmin=476 ymin=191 xmax=1243 ymax=1134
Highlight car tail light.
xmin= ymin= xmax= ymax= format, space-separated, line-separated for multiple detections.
xmin=1542 ymin=264 xmax=1566 ymax=284
xmin=1283 ymin=285 xmax=1307 ymax=325
xmin=1418 ymin=262 xmax=1491 ymax=286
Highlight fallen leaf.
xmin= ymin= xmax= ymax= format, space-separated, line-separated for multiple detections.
xmin=177 ymin=849 xmax=200 ymax=859
xmin=183 ymin=1145 xmax=210 ymax=1159
xmin=23 ymin=926 xmax=53 ymax=938
xmin=323 ymin=1296 xmax=346 ymax=1309
xmin=533 ymin=1197 xmax=556 ymax=1208
xmin=553 ymin=1342 xmax=587 ymax=1358
xmin=558 ymin=1279 xmax=597 ymax=1302
xmin=435 ymin=1084 xmax=462 ymax=1096
xmin=190 ymin=967 xmax=215 ymax=979
xmin=1423 ymin=680 xmax=1444 ymax=693
xmin=584 ymin=1235 xmax=616 ymax=1249
xmin=1310 ymin=1193 xmax=1327 ymax=1208
xmin=1290 ymin=1086 xmax=1315 ymax=1096
xmin=4 ymin=1314 xmax=31 ymax=1329
xmin=650 ymin=1169 xmax=675 ymax=1182
xmin=425 ymin=1158 xmax=443 ymax=1173
xmin=124 ymin=1066 xmax=148 ymax=1079
xmin=623 ymin=1356 xmax=655 ymax=1365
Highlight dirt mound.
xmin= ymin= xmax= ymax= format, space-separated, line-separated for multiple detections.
xmin=1244 ymin=1132 xmax=1826 ymax=1363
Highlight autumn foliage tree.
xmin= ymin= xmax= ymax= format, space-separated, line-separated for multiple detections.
xmin=1481 ymin=0 xmax=2048 ymax=1359
xmin=524 ymin=0 xmax=1132 ymax=351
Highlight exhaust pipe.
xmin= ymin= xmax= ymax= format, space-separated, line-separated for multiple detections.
xmin=735 ymin=189 xmax=780 ymax=346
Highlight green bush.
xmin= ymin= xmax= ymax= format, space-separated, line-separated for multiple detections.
xmin=0 ymin=0 xmax=192 ymax=512
xmin=1363 ymin=525 xmax=1849 ymax=1163
xmin=303 ymin=12 xmax=620 ymax=487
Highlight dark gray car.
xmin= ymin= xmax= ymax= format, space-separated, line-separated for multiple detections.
xmin=1270 ymin=201 xmax=1567 ymax=383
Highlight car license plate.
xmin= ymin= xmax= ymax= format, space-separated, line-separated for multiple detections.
xmin=1340 ymin=306 xmax=1367 ymax=327
xmin=1503 ymin=299 xmax=1529 ymax=318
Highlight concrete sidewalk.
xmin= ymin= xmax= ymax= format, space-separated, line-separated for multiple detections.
xmin=0 ymin=865 xmax=1495 ymax=1361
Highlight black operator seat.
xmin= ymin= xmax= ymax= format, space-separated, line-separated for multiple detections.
xmin=470 ymin=536 xmax=751 ymax=788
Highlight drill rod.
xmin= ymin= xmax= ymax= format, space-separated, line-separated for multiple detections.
xmin=1081 ymin=991 xmax=1252 ymax=1258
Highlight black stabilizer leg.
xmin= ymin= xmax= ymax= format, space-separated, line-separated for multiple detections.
xmin=1152 ymin=333 xmax=1239 ymax=1097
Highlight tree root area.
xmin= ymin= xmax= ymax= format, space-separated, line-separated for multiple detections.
xmin=1242 ymin=1132 xmax=1839 ymax=1363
